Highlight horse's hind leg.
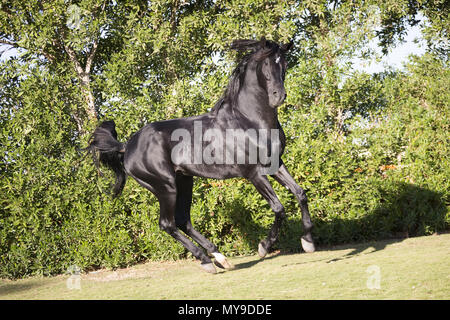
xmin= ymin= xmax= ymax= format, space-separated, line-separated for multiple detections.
xmin=131 ymin=174 xmax=217 ymax=273
xmin=175 ymin=173 xmax=233 ymax=269
xmin=157 ymin=190 xmax=218 ymax=273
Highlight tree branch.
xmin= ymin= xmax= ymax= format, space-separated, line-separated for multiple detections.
xmin=62 ymin=39 xmax=98 ymax=122
xmin=1 ymin=37 xmax=59 ymax=63
xmin=84 ymin=37 xmax=98 ymax=74
xmin=85 ymin=0 xmax=106 ymax=74
xmin=72 ymin=111 xmax=85 ymax=135
xmin=63 ymin=42 xmax=85 ymax=76
xmin=0 ymin=38 xmax=18 ymax=48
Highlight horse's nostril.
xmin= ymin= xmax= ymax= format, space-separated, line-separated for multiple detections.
xmin=273 ymin=91 xmax=278 ymax=96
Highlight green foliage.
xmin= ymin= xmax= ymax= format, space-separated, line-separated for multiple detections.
xmin=0 ymin=1 xmax=449 ymax=279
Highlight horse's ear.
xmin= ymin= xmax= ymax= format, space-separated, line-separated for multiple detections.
xmin=281 ymin=41 xmax=294 ymax=52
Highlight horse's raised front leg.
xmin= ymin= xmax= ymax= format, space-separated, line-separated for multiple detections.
xmin=248 ymin=174 xmax=286 ymax=258
xmin=271 ymin=163 xmax=315 ymax=253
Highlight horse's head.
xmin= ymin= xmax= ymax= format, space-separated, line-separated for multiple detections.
xmin=230 ymin=37 xmax=293 ymax=108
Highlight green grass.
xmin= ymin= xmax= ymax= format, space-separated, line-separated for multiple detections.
xmin=1 ymin=234 xmax=449 ymax=300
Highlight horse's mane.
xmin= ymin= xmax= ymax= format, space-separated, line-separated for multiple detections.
xmin=211 ymin=38 xmax=281 ymax=113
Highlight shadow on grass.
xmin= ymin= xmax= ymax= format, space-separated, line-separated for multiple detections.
xmin=231 ymin=252 xmax=281 ymax=270
xmin=0 ymin=280 xmax=49 ymax=298
xmin=229 ymin=182 xmax=448 ymax=270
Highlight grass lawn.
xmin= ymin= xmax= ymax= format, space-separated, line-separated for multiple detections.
xmin=1 ymin=233 xmax=449 ymax=300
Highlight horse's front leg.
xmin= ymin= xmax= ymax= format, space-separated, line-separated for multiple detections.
xmin=248 ymin=174 xmax=286 ymax=258
xmin=271 ymin=163 xmax=315 ymax=253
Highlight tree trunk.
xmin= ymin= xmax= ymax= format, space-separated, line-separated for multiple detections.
xmin=63 ymin=42 xmax=99 ymax=127
xmin=79 ymin=72 xmax=98 ymax=123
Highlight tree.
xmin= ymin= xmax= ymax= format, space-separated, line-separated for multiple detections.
xmin=0 ymin=0 xmax=108 ymax=127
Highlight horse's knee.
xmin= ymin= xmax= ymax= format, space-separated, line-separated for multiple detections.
xmin=272 ymin=202 xmax=286 ymax=218
xmin=159 ymin=219 xmax=177 ymax=235
xmin=294 ymin=186 xmax=307 ymax=203
xmin=273 ymin=202 xmax=284 ymax=213
xmin=273 ymin=202 xmax=286 ymax=219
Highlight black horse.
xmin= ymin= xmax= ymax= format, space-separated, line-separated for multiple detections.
xmin=86 ymin=37 xmax=315 ymax=273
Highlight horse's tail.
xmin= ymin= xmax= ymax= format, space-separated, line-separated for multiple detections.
xmin=85 ymin=120 xmax=127 ymax=198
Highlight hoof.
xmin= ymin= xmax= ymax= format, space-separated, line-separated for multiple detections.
xmin=301 ymin=236 xmax=316 ymax=253
xmin=200 ymin=262 xmax=217 ymax=274
xmin=212 ymin=252 xmax=234 ymax=270
xmin=258 ymin=242 xmax=268 ymax=258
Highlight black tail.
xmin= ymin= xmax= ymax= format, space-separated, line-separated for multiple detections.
xmin=85 ymin=120 xmax=127 ymax=197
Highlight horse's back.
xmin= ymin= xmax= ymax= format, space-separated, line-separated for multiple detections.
xmin=122 ymin=114 xmax=213 ymax=182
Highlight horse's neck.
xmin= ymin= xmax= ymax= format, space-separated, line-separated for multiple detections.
xmin=211 ymin=66 xmax=279 ymax=129
xmin=234 ymin=90 xmax=279 ymax=129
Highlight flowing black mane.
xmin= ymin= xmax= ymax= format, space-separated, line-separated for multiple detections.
xmin=212 ymin=39 xmax=281 ymax=113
